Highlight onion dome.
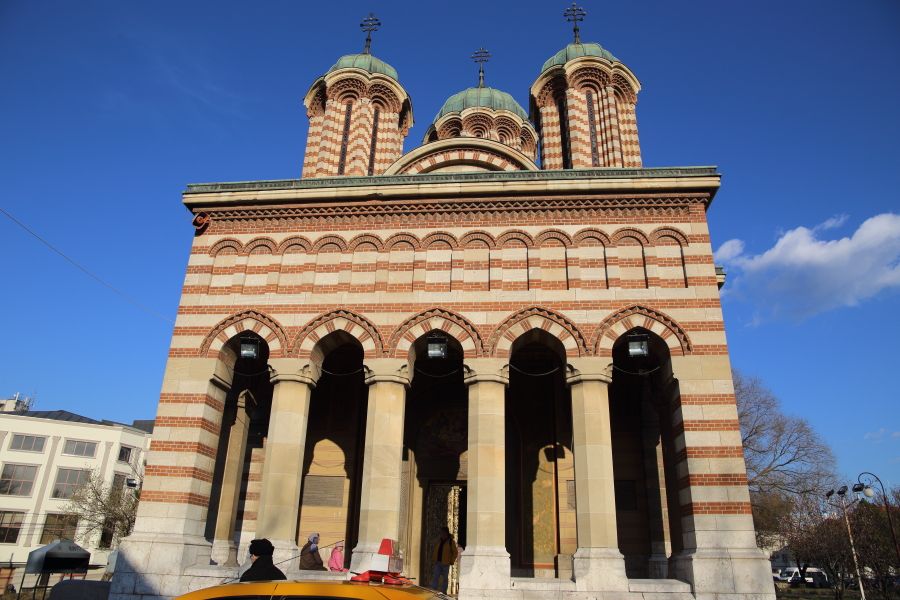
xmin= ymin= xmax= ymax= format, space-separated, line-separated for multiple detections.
xmin=436 ymin=87 xmax=528 ymax=121
xmin=541 ymin=42 xmax=618 ymax=73
xmin=327 ymin=53 xmax=399 ymax=81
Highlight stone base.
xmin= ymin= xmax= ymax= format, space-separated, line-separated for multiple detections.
xmin=349 ymin=541 xmax=394 ymax=574
xmin=110 ymin=533 xmax=213 ymax=600
xmin=269 ymin=539 xmax=301 ymax=573
xmin=648 ymin=553 xmax=669 ymax=579
xmin=210 ymin=539 xmax=239 ymax=567
xmin=672 ymin=548 xmax=776 ymax=600
xmin=573 ymin=547 xmax=629 ymax=592
xmin=458 ymin=545 xmax=511 ymax=592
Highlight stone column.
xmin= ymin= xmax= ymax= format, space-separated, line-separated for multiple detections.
xmin=256 ymin=364 xmax=316 ymax=568
xmin=567 ymin=358 xmax=628 ymax=592
xmin=459 ymin=360 xmax=511 ymax=593
xmin=350 ymin=359 xmax=409 ymax=573
xmin=211 ymin=390 xmax=255 ymax=566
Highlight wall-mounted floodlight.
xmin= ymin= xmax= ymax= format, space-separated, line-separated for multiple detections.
xmin=240 ymin=336 xmax=260 ymax=360
xmin=626 ymin=332 xmax=650 ymax=358
xmin=426 ymin=333 xmax=448 ymax=359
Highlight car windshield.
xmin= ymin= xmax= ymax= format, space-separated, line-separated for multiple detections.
xmin=780 ymin=569 xmax=793 ymax=577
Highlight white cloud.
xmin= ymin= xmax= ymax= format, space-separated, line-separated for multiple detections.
xmin=864 ymin=428 xmax=887 ymax=442
xmin=716 ymin=213 xmax=900 ymax=319
xmin=714 ymin=239 xmax=745 ymax=262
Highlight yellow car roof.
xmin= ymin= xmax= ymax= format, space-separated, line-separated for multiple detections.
xmin=175 ymin=580 xmax=445 ymax=600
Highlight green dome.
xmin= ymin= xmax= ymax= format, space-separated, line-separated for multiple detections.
xmin=541 ymin=43 xmax=618 ymax=73
xmin=327 ymin=53 xmax=398 ymax=80
xmin=435 ymin=87 xmax=528 ymax=121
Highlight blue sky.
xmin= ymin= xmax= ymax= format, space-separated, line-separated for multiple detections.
xmin=1 ymin=1 xmax=898 ymax=486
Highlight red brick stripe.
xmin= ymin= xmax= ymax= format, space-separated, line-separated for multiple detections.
xmin=678 ymin=473 xmax=748 ymax=489
xmin=142 ymin=490 xmax=210 ymax=506
xmin=150 ymin=440 xmax=217 ymax=459
xmin=144 ymin=465 xmax=213 ymax=483
xmin=158 ymin=393 xmax=224 ymax=412
xmin=682 ymin=501 xmax=752 ymax=515
xmin=155 ymin=416 xmax=220 ymax=436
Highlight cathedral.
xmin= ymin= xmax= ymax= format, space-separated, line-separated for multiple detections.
xmin=111 ymin=8 xmax=775 ymax=600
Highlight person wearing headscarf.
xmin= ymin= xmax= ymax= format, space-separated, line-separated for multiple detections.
xmin=327 ymin=541 xmax=348 ymax=572
xmin=240 ymin=538 xmax=287 ymax=582
xmin=298 ymin=532 xmax=327 ymax=571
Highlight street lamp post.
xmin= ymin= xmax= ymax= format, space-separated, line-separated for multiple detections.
xmin=826 ymin=486 xmax=866 ymax=600
xmin=857 ymin=471 xmax=900 ymax=565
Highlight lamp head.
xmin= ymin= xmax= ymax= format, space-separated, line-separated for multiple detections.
xmin=240 ymin=336 xmax=260 ymax=360
xmin=837 ymin=485 xmax=848 ymax=496
xmin=863 ymin=485 xmax=875 ymax=498
xmin=825 ymin=489 xmax=835 ymax=498
xmin=626 ymin=332 xmax=650 ymax=358
xmin=852 ymin=483 xmax=865 ymax=494
xmin=426 ymin=333 xmax=448 ymax=359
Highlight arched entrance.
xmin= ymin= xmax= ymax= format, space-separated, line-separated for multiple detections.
xmin=399 ymin=331 xmax=467 ymax=591
xmin=505 ymin=330 xmax=575 ymax=579
xmin=298 ymin=331 xmax=368 ymax=567
xmin=609 ymin=327 xmax=682 ymax=579
xmin=206 ymin=332 xmax=274 ymax=565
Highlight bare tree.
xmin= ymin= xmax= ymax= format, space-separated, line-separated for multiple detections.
xmin=734 ymin=370 xmax=835 ymax=498
xmin=733 ymin=370 xmax=836 ymax=550
xmin=63 ymin=464 xmax=141 ymax=549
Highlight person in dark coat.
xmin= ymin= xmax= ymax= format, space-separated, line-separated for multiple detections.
xmin=298 ymin=532 xmax=327 ymax=571
xmin=240 ymin=538 xmax=287 ymax=582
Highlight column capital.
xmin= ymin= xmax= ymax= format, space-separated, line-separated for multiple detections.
xmin=462 ymin=358 xmax=509 ymax=386
xmin=566 ymin=358 xmax=613 ymax=387
xmin=363 ymin=358 xmax=410 ymax=387
xmin=269 ymin=363 xmax=317 ymax=388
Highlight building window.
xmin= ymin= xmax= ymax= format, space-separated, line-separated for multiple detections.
xmin=585 ymin=89 xmax=601 ymax=167
xmin=556 ymin=95 xmax=572 ymax=169
xmin=0 ymin=511 xmax=24 ymax=543
xmin=52 ymin=468 xmax=90 ymax=499
xmin=0 ymin=464 xmax=38 ymax=496
xmin=40 ymin=514 xmax=78 ymax=544
xmin=62 ymin=439 xmax=97 ymax=457
xmin=367 ymin=107 xmax=380 ymax=176
xmin=117 ymin=446 xmax=133 ymax=463
xmin=337 ymin=102 xmax=353 ymax=175
xmin=10 ymin=434 xmax=46 ymax=453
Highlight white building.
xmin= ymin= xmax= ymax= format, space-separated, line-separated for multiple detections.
xmin=0 ymin=406 xmax=152 ymax=587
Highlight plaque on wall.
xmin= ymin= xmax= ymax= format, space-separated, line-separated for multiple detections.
xmin=302 ymin=475 xmax=344 ymax=507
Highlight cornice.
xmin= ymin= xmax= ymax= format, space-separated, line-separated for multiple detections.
xmin=198 ymin=193 xmax=707 ymax=222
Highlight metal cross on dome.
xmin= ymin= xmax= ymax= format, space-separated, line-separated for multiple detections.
xmin=360 ymin=13 xmax=381 ymax=55
xmin=563 ymin=2 xmax=587 ymax=44
xmin=471 ymin=47 xmax=491 ymax=88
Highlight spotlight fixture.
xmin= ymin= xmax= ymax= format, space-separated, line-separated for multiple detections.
xmin=240 ymin=336 xmax=260 ymax=360
xmin=626 ymin=332 xmax=650 ymax=358
xmin=426 ymin=333 xmax=448 ymax=359
xmin=837 ymin=485 xmax=848 ymax=497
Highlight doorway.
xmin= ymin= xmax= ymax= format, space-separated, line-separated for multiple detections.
xmin=422 ymin=482 xmax=467 ymax=596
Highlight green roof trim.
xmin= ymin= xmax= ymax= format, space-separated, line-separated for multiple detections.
xmin=435 ymin=87 xmax=528 ymax=121
xmin=541 ymin=43 xmax=618 ymax=73
xmin=185 ymin=167 xmax=719 ymax=194
xmin=327 ymin=54 xmax=398 ymax=80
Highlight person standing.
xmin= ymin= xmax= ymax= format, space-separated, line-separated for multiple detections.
xmin=429 ymin=526 xmax=458 ymax=594
xmin=299 ymin=532 xmax=327 ymax=571
xmin=240 ymin=539 xmax=287 ymax=582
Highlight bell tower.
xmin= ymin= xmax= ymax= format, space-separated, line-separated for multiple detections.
xmin=301 ymin=14 xmax=413 ymax=178
xmin=530 ymin=3 xmax=642 ymax=169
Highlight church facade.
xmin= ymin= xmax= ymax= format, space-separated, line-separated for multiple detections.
xmin=111 ymin=19 xmax=775 ymax=600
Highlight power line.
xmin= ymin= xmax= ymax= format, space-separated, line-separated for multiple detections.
xmin=0 ymin=206 xmax=173 ymax=324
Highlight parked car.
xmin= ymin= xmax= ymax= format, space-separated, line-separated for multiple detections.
xmin=779 ymin=568 xmax=829 ymax=588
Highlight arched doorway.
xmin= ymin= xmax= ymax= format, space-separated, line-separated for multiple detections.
xmin=297 ymin=331 xmax=368 ymax=568
xmin=400 ymin=331 xmax=467 ymax=590
xmin=206 ymin=332 xmax=274 ymax=565
xmin=505 ymin=330 xmax=575 ymax=579
xmin=609 ymin=327 xmax=682 ymax=578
